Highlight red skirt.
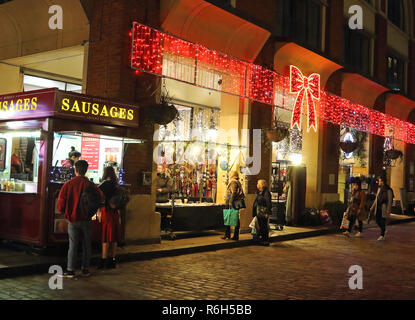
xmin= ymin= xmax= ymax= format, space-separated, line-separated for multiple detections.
xmin=101 ymin=206 xmax=121 ymax=243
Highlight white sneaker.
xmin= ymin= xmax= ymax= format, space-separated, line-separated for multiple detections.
xmin=377 ymin=236 xmax=385 ymax=241
xmin=343 ymin=231 xmax=351 ymax=237
xmin=353 ymin=232 xmax=362 ymax=238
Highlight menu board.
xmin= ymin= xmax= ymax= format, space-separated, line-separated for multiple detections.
xmin=81 ymin=135 xmax=100 ymax=170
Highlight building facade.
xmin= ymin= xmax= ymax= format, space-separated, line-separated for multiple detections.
xmin=1 ymin=0 xmax=415 ymax=244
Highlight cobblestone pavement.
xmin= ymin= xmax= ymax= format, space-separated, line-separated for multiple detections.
xmin=1 ymin=222 xmax=415 ymax=300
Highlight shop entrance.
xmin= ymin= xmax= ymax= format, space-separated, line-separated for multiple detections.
xmin=338 ymin=127 xmax=369 ymax=204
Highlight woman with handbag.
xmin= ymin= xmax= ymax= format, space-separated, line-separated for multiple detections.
xmin=252 ymin=179 xmax=272 ymax=246
xmin=96 ymin=166 xmax=122 ymax=269
xmin=222 ymin=171 xmax=245 ymax=241
xmin=343 ymin=177 xmax=367 ymax=238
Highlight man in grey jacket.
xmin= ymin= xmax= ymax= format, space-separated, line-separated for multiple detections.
xmin=370 ymin=176 xmax=393 ymax=241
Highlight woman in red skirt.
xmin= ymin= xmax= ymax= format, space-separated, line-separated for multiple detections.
xmin=97 ymin=166 xmax=121 ymax=269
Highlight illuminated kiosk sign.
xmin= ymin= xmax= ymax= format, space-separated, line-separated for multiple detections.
xmin=0 ymin=88 xmax=139 ymax=128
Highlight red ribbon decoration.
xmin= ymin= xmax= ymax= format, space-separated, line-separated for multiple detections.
xmin=290 ymin=65 xmax=320 ymax=132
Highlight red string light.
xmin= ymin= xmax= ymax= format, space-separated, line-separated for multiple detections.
xmin=131 ymin=22 xmax=415 ymax=145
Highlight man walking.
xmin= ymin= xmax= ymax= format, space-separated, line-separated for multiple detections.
xmin=57 ymin=160 xmax=104 ymax=277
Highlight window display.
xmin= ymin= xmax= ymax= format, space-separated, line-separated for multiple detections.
xmin=51 ymin=131 xmax=142 ymax=184
xmin=156 ymin=103 xmax=222 ymax=202
xmin=0 ymin=130 xmax=40 ymax=193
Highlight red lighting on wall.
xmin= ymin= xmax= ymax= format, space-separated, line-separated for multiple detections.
xmin=289 ymin=65 xmax=320 ymax=132
xmin=130 ymin=22 xmax=415 ymax=145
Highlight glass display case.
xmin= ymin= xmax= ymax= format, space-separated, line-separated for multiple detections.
xmin=0 ymin=130 xmax=40 ymax=193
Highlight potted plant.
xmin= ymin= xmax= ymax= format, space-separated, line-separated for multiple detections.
xmin=144 ymin=94 xmax=179 ymax=126
xmin=385 ymin=149 xmax=403 ymax=161
xmin=340 ymin=141 xmax=358 ymax=153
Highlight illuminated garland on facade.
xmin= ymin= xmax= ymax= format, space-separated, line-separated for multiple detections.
xmin=130 ymin=22 xmax=415 ymax=144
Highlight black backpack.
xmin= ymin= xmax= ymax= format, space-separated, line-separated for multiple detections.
xmin=78 ymin=181 xmax=103 ymax=220
xmin=109 ymin=186 xmax=130 ymax=210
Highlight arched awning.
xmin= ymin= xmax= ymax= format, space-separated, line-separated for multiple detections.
xmin=0 ymin=0 xmax=89 ymax=61
xmin=385 ymin=94 xmax=415 ymax=121
xmin=161 ymin=0 xmax=270 ymax=62
xmin=273 ymin=42 xmax=343 ymax=88
xmin=339 ymin=72 xmax=389 ymax=108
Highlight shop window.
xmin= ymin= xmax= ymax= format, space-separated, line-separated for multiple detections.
xmin=51 ymin=132 xmax=143 ymax=185
xmin=0 ymin=130 xmax=40 ymax=193
xmin=386 ymin=56 xmax=405 ymax=92
xmin=157 ymin=105 xmax=193 ymax=142
xmin=23 ymin=75 xmax=82 ymax=93
xmin=275 ymin=0 xmax=322 ymax=51
xmin=388 ymin=0 xmax=405 ymax=30
xmin=344 ymin=26 xmax=370 ymax=76
xmin=155 ymin=104 xmax=235 ymax=203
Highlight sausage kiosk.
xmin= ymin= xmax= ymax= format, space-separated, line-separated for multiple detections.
xmin=0 ymin=88 xmax=142 ymax=248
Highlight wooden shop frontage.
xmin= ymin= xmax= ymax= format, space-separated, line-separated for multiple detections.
xmin=0 ymin=88 xmax=142 ymax=247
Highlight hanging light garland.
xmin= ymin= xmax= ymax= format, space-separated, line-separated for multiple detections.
xmin=130 ymin=22 xmax=415 ymax=145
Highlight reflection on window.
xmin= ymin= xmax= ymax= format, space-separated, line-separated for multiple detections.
xmin=23 ymin=75 xmax=82 ymax=93
xmin=386 ymin=56 xmax=405 ymax=92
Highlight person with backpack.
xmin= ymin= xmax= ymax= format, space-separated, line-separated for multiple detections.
xmin=96 ymin=167 xmax=123 ymax=269
xmin=57 ymin=160 xmax=104 ymax=278
xmin=370 ymin=175 xmax=393 ymax=241
xmin=343 ymin=177 xmax=367 ymax=238
xmin=252 ymin=179 xmax=272 ymax=246
xmin=222 ymin=170 xmax=245 ymax=241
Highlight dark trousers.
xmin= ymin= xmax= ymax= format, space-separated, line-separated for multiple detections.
xmin=376 ymin=210 xmax=386 ymax=236
xmin=225 ymin=219 xmax=240 ymax=239
xmin=347 ymin=215 xmax=363 ymax=233
xmin=257 ymin=215 xmax=269 ymax=242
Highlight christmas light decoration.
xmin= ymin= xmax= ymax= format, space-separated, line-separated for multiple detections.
xmin=131 ymin=22 xmax=415 ymax=145
xmin=289 ymin=65 xmax=320 ymax=132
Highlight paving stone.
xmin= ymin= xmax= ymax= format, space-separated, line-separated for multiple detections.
xmin=1 ymin=223 xmax=415 ymax=299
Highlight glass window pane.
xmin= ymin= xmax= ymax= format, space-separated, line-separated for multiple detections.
xmin=23 ymin=75 xmax=66 ymax=91
xmin=66 ymin=83 xmax=82 ymax=93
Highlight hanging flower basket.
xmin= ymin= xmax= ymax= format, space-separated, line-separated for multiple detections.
xmin=145 ymin=101 xmax=178 ymax=125
xmin=385 ymin=149 xmax=403 ymax=160
xmin=340 ymin=141 xmax=358 ymax=153
xmin=266 ymin=127 xmax=289 ymax=142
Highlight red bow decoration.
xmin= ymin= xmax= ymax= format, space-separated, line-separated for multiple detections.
xmin=290 ymin=65 xmax=320 ymax=132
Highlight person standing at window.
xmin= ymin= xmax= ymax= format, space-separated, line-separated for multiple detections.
xmin=252 ymin=180 xmax=272 ymax=246
xmin=222 ymin=171 xmax=244 ymax=241
xmin=97 ymin=166 xmax=122 ymax=269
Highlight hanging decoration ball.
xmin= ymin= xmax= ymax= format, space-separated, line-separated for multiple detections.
xmin=220 ymin=161 xmax=229 ymax=171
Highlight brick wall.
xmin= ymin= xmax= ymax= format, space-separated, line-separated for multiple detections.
xmin=86 ymin=0 xmax=161 ymax=195
xmin=325 ymin=0 xmax=345 ymax=62
xmin=374 ymin=13 xmax=387 ymax=84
